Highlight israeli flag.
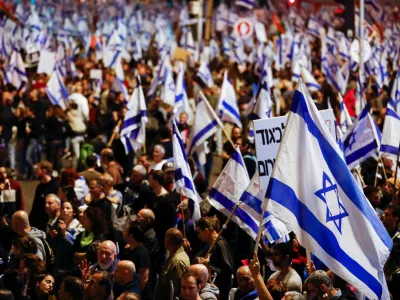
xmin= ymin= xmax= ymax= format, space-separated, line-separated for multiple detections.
xmin=208 ymin=148 xmax=252 ymax=236
xmin=45 ymin=69 xmax=69 ymax=110
xmin=342 ymin=107 xmax=382 ymax=170
xmin=380 ymin=108 xmax=400 ymax=156
xmin=239 ymin=171 xmax=290 ymax=243
xmin=275 ymin=36 xmax=284 ymax=71
xmin=56 ymin=44 xmax=67 ymax=77
xmin=365 ymin=0 xmax=384 ymax=23
xmin=172 ymin=119 xmax=201 ymax=225
xmin=388 ymin=70 xmax=400 ymax=113
xmin=175 ymin=62 xmax=193 ymax=124
xmin=197 ymin=62 xmax=214 ymax=88
xmin=161 ymin=59 xmax=176 ymax=107
xmin=217 ymin=71 xmax=242 ymax=128
xmin=112 ymin=57 xmax=129 ymax=101
xmin=307 ymin=17 xmax=321 ymax=37
xmin=338 ymin=93 xmax=353 ymax=134
xmin=1 ymin=19 xmax=17 ymax=57
xmin=103 ymin=30 xmax=122 ymax=68
xmin=5 ymin=51 xmax=28 ymax=91
xmin=120 ymin=79 xmax=148 ymax=153
xmin=300 ymin=66 xmax=321 ymax=92
xmin=187 ymin=93 xmax=222 ymax=166
xmin=246 ymin=81 xmax=273 ymax=120
xmin=322 ymin=49 xmax=346 ymax=94
xmin=266 ymin=79 xmax=392 ymax=300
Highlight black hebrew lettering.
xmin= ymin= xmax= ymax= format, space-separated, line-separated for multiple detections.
xmin=258 ymin=160 xmax=266 ymax=176
xmin=256 ymin=130 xmax=266 ymax=145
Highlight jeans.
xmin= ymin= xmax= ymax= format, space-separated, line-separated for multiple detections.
xmin=71 ymin=135 xmax=85 ymax=160
xmin=6 ymin=141 xmax=15 ymax=170
xmin=26 ymin=138 xmax=41 ymax=176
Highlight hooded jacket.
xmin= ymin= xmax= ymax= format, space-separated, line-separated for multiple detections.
xmin=200 ymin=283 xmax=220 ymax=300
xmin=27 ymin=227 xmax=47 ymax=262
xmin=113 ymin=274 xmax=141 ymax=299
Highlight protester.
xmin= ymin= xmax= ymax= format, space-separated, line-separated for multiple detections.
xmin=84 ymin=271 xmax=113 ymax=300
xmin=89 ymin=240 xmax=119 ymax=274
xmin=195 ymin=216 xmax=234 ymax=300
xmin=188 ymin=264 xmax=219 ymax=300
xmin=179 ymin=270 xmax=203 ymax=300
xmin=154 ymin=228 xmax=190 ymax=300
xmin=229 ymin=266 xmax=258 ymax=300
xmin=113 ymin=260 xmax=141 ymax=299
xmin=58 ymin=276 xmax=84 ymax=300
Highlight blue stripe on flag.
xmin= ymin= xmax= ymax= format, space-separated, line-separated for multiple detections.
xmin=267 ymin=178 xmax=383 ymax=298
xmin=209 ymin=188 xmax=258 ymax=234
xmin=387 ymin=108 xmax=400 ymax=120
xmin=222 ymin=100 xmax=241 ymax=121
xmin=380 ymin=145 xmax=399 ymax=155
xmin=175 ymin=168 xmax=195 ymax=193
xmin=123 ymin=111 xmax=147 ymax=128
xmin=306 ymin=83 xmax=321 ymax=90
xmin=291 ymin=90 xmax=392 ymax=249
xmin=265 ymin=220 xmax=280 ymax=241
xmin=240 ymin=191 xmax=262 ymax=214
xmin=189 ymin=120 xmax=219 ymax=153
xmin=345 ymin=140 xmax=378 ymax=166
xmin=231 ymin=150 xmax=245 ymax=167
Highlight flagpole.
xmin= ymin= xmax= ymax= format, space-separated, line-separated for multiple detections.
xmin=379 ymin=157 xmax=388 ymax=181
xmin=205 ymin=202 xmax=240 ymax=257
xmin=393 ymin=142 xmax=400 ymax=202
xmin=374 ymin=161 xmax=380 ymax=187
xmin=107 ymin=119 xmax=123 ymax=147
xmin=204 ymin=0 xmax=213 ymax=46
xmin=253 ymin=205 xmax=267 ymax=255
xmin=180 ymin=194 xmax=187 ymax=239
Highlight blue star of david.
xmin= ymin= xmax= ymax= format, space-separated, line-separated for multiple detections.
xmin=168 ymin=82 xmax=175 ymax=92
xmin=315 ymin=172 xmax=348 ymax=234
xmin=348 ymin=131 xmax=357 ymax=151
xmin=330 ymin=64 xmax=338 ymax=74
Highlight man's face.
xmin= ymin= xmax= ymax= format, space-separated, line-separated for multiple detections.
xmin=232 ymin=128 xmax=242 ymax=140
xmin=196 ymin=227 xmax=208 ymax=243
xmin=89 ymin=181 xmax=103 ymax=199
xmin=180 ymin=276 xmax=200 ymax=300
xmin=148 ymin=175 xmax=155 ymax=189
xmin=139 ymin=156 xmax=150 ymax=168
xmin=153 ymin=147 xmax=164 ymax=163
xmin=368 ymin=191 xmax=381 ymax=207
xmin=382 ymin=208 xmax=398 ymax=232
xmin=35 ymin=165 xmax=44 ymax=179
xmin=97 ymin=245 xmax=116 ymax=270
xmin=131 ymin=170 xmax=144 ymax=186
xmin=237 ymin=270 xmax=253 ymax=293
xmin=45 ymin=197 xmax=60 ymax=217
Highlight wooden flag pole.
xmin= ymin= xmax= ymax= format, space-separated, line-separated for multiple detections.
xmin=374 ymin=160 xmax=380 ymax=187
xmin=379 ymin=157 xmax=388 ymax=181
xmin=393 ymin=142 xmax=400 ymax=202
xmin=253 ymin=205 xmax=267 ymax=255
xmin=107 ymin=119 xmax=123 ymax=147
xmin=180 ymin=194 xmax=187 ymax=240
xmin=205 ymin=203 xmax=240 ymax=257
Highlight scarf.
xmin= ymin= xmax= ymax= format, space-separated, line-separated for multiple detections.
xmin=80 ymin=231 xmax=94 ymax=247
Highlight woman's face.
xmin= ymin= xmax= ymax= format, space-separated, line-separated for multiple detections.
xmin=37 ymin=275 xmax=54 ymax=296
xmin=62 ymin=202 xmax=74 ymax=220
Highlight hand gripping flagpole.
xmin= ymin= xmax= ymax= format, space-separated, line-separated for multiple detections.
xmin=393 ymin=142 xmax=400 ymax=202
xmin=107 ymin=119 xmax=123 ymax=147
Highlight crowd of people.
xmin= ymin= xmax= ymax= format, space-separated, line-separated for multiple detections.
xmin=0 ymin=0 xmax=400 ymax=299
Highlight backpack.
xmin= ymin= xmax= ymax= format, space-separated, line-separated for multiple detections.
xmin=79 ymin=143 xmax=95 ymax=170
xmin=38 ymin=237 xmax=55 ymax=273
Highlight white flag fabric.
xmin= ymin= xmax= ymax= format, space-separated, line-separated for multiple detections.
xmin=380 ymin=108 xmax=400 ymax=156
xmin=172 ymin=119 xmax=201 ymax=225
xmin=342 ymin=107 xmax=382 ymax=170
xmin=187 ymin=93 xmax=222 ymax=166
xmin=246 ymin=81 xmax=273 ymax=120
xmin=300 ymin=66 xmax=321 ymax=92
xmin=197 ymin=62 xmax=214 ymax=88
xmin=338 ymin=93 xmax=353 ymax=134
xmin=235 ymin=0 xmax=256 ymax=10
xmin=388 ymin=70 xmax=400 ymax=113
xmin=266 ymin=79 xmax=392 ymax=300
xmin=217 ymin=71 xmax=242 ymax=128
xmin=45 ymin=70 xmax=69 ymax=110
xmin=103 ymin=30 xmax=123 ymax=68
xmin=161 ymin=59 xmax=176 ymax=107
xmin=208 ymin=147 xmax=253 ymax=236
xmin=120 ymin=80 xmax=148 ymax=153
xmin=5 ymin=51 xmax=27 ymax=91
xmin=239 ymin=171 xmax=290 ymax=243
xmin=174 ymin=62 xmax=193 ymax=124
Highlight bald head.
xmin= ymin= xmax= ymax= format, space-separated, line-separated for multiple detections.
xmin=114 ymin=261 xmax=136 ymax=285
xmin=237 ymin=266 xmax=251 ymax=276
xmin=166 ymin=228 xmax=184 ymax=251
xmin=99 ymin=240 xmax=117 ymax=254
xmin=137 ymin=209 xmax=155 ymax=226
xmin=189 ymin=264 xmax=209 ymax=288
xmin=12 ymin=211 xmax=30 ymax=236
xmin=237 ymin=266 xmax=253 ymax=292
